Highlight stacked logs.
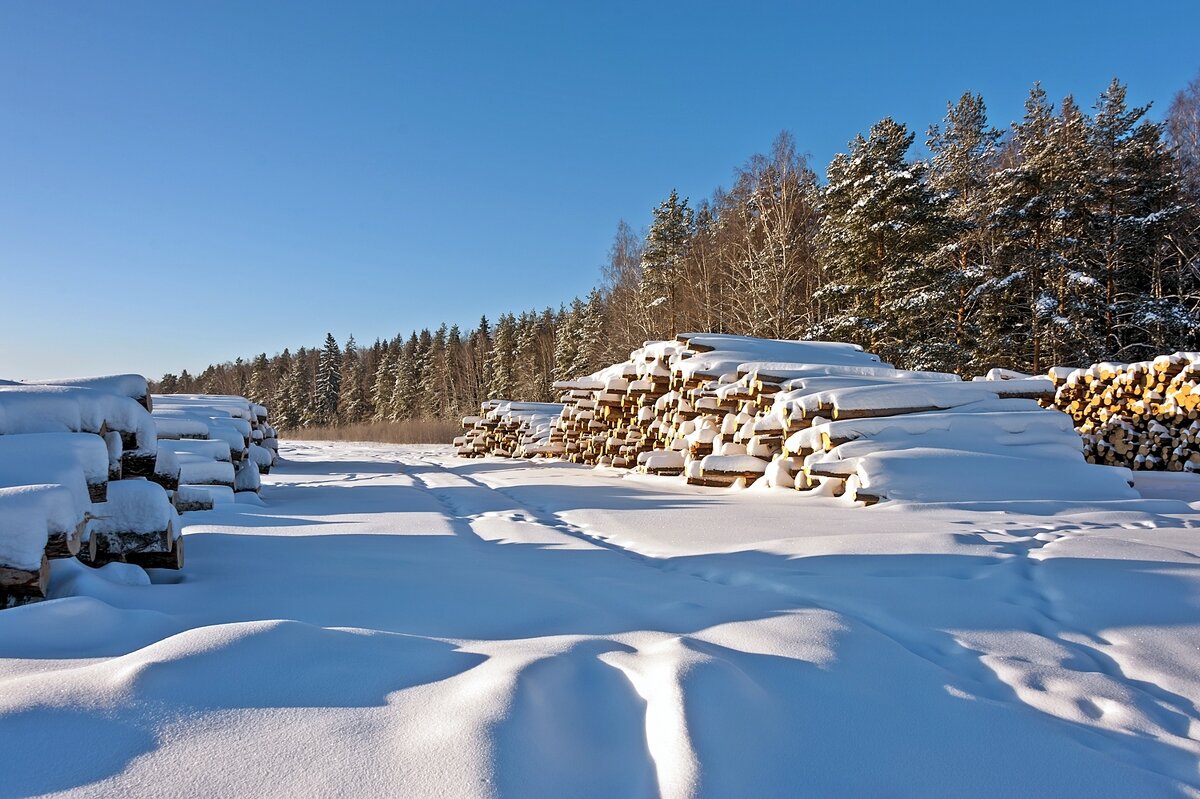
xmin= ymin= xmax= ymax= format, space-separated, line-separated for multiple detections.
xmin=0 ymin=378 xmax=279 ymax=608
xmin=1048 ymin=352 xmax=1200 ymax=472
xmin=461 ymin=333 xmax=1137 ymax=505
xmin=0 ymin=377 xmax=180 ymax=606
xmin=153 ymin=394 xmax=280 ymax=507
xmin=456 ymin=401 xmax=564 ymax=458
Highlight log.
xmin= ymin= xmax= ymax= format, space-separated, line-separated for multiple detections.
xmin=851 ymin=490 xmax=884 ymax=506
xmin=44 ymin=517 xmax=88 ymax=560
xmin=125 ymin=534 xmax=184 ymax=570
xmin=0 ymin=556 xmax=50 ymax=598
xmin=831 ymin=405 xmax=942 ymax=421
xmin=87 ymin=481 xmax=108 ymax=503
xmin=121 ymin=450 xmax=158 ymax=478
xmin=685 ymin=475 xmax=742 ymax=488
xmin=90 ymin=520 xmax=174 ymax=565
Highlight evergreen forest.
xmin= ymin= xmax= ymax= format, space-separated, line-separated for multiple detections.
xmin=157 ymin=77 xmax=1200 ymax=432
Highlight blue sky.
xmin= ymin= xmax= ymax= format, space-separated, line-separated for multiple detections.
xmin=1 ymin=1 xmax=1197 ymax=379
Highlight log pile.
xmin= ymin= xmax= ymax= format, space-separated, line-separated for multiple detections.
xmin=456 ymin=401 xmax=565 ymax=458
xmin=152 ymin=394 xmax=279 ymax=503
xmin=461 ymin=333 xmax=1137 ymax=505
xmin=1048 ymin=353 xmax=1200 ymax=473
xmin=0 ymin=379 xmax=279 ymax=607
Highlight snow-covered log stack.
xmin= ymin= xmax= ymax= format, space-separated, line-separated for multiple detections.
xmin=0 ymin=380 xmax=281 ymax=606
xmin=1048 ymin=353 xmax=1200 ymax=472
xmin=456 ymin=401 xmax=565 ymax=458
xmin=0 ymin=378 xmax=172 ymax=603
xmin=87 ymin=480 xmax=184 ymax=570
xmin=0 ymin=485 xmax=84 ymax=607
xmin=464 ymin=333 xmax=1137 ymax=506
xmin=153 ymin=394 xmax=278 ymax=508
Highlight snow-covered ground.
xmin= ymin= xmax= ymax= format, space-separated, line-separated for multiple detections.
xmin=3 ymin=442 xmax=1200 ymax=798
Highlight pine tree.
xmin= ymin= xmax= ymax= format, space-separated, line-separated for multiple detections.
xmin=578 ymin=288 xmax=608 ymax=374
xmin=315 ymin=333 xmax=342 ymax=425
xmin=371 ymin=346 xmax=397 ymax=421
xmin=488 ymin=313 xmax=517 ymax=399
xmin=298 ymin=347 xmax=321 ymax=426
xmin=391 ymin=333 xmax=421 ymax=420
xmin=812 ymin=118 xmax=949 ymax=369
xmin=513 ymin=311 xmax=539 ymax=398
xmin=338 ymin=336 xmax=370 ymax=424
xmin=470 ymin=316 xmax=492 ymax=406
xmin=247 ymin=353 xmax=271 ymax=404
xmin=554 ymin=300 xmax=583 ymax=381
xmin=1042 ymin=95 xmax=1104 ymax=367
xmin=640 ymin=190 xmax=694 ymax=339
xmin=446 ymin=324 xmax=468 ymax=418
xmin=981 ymin=85 xmax=1058 ymax=372
xmin=424 ymin=324 xmax=450 ymax=420
xmin=927 ymin=92 xmax=1001 ymax=372
xmin=274 ymin=355 xmax=307 ymax=431
xmin=1091 ymin=79 xmax=1192 ymax=358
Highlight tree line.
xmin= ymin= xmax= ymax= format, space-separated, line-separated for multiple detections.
xmin=157 ymin=75 xmax=1200 ymax=431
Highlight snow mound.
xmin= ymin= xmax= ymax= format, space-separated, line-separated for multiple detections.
xmin=92 ymin=481 xmax=176 ymax=535
xmin=23 ymin=374 xmax=151 ymax=407
xmin=851 ymin=448 xmax=1138 ymax=503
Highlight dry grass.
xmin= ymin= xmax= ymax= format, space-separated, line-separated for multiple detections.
xmin=287 ymin=420 xmax=460 ymax=445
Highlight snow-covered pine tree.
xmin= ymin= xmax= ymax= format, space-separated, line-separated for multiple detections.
xmin=811 ymin=118 xmax=950 ymax=369
xmin=415 ymin=328 xmax=433 ymax=415
xmin=314 ymin=333 xmax=342 ymax=425
xmin=470 ymin=316 xmax=492 ymax=407
xmin=445 ymin=324 xmax=469 ymax=418
xmin=247 ymin=353 xmax=271 ymax=405
xmin=337 ymin=336 xmax=370 ymax=424
xmin=1043 ymin=95 xmax=1104 ymax=367
xmin=927 ymin=93 xmax=1001 ymax=373
xmin=274 ymin=354 xmax=307 ymax=431
xmin=391 ymin=333 xmax=422 ymax=420
xmin=639 ymin=190 xmax=694 ymax=339
xmin=423 ymin=324 xmax=451 ymax=420
xmin=268 ymin=349 xmax=291 ymax=415
xmin=370 ymin=345 xmax=397 ymax=421
xmin=198 ymin=365 xmax=220 ymax=395
xmin=981 ymin=85 xmax=1059 ymax=372
xmin=577 ymin=288 xmax=608 ymax=376
xmin=514 ymin=309 xmax=555 ymax=402
xmin=232 ymin=357 xmax=249 ymax=398
xmin=1090 ymin=79 xmax=1193 ymax=359
xmin=487 ymin=314 xmax=517 ymax=399
xmin=553 ymin=300 xmax=583 ymax=381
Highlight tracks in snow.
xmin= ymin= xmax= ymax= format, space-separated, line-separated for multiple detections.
xmin=402 ymin=452 xmax=1200 ymax=790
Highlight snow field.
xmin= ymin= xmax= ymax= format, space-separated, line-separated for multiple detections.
xmin=3 ymin=441 xmax=1199 ymax=798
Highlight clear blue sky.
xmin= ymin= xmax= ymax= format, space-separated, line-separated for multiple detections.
xmin=1 ymin=1 xmax=1197 ymax=379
